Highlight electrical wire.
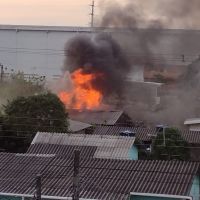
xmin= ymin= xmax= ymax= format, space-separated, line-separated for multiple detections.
xmin=0 ymin=46 xmax=199 ymax=63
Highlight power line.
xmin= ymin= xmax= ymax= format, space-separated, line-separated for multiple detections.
xmin=0 ymin=46 xmax=199 ymax=59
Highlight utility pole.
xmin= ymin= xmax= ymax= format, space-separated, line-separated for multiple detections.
xmin=35 ymin=174 xmax=41 ymax=200
xmin=90 ymin=0 xmax=95 ymax=27
xmin=72 ymin=150 xmax=80 ymax=200
xmin=163 ymin=126 xmax=166 ymax=147
xmin=0 ymin=63 xmax=3 ymax=82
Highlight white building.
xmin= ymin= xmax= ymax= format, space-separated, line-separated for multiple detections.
xmin=0 ymin=25 xmax=94 ymax=78
xmin=1 ymin=25 xmax=200 ymax=80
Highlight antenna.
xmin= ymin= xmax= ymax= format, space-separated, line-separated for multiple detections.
xmin=90 ymin=0 xmax=95 ymax=27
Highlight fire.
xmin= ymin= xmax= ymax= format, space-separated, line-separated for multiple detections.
xmin=59 ymin=69 xmax=103 ymax=110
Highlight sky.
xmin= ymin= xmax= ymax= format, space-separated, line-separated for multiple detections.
xmin=0 ymin=0 xmax=100 ymax=27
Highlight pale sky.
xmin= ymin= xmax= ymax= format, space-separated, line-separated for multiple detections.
xmin=0 ymin=0 xmax=101 ymax=27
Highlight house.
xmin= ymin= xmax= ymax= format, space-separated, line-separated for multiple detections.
xmin=89 ymin=125 xmax=200 ymax=161
xmin=86 ymin=125 xmax=156 ymax=152
xmin=184 ymin=118 xmax=200 ymax=131
xmin=68 ymin=110 xmax=133 ymax=126
xmin=180 ymin=129 xmax=200 ymax=161
xmin=29 ymin=132 xmax=138 ymax=160
xmin=0 ymin=153 xmax=199 ymax=200
xmin=92 ymin=125 xmax=155 ymax=142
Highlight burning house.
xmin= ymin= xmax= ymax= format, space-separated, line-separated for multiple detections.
xmin=56 ymin=32 xmax=163 ymax=127
xmin=68 ymin=110 xmax=133 ymax=126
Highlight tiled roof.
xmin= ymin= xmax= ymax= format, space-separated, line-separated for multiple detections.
xmin=68 ymin=110 xmax=124 ymax=125
xmin=0 ymin=153 xmax=198 ymax=199
xmin=31 ymin=132 xmax=135 ymax=160
xmin=68 ymin=119 xmax=92 ymax=132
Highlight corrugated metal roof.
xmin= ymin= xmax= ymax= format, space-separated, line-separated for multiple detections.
xmin=0 ymin=153 xmax=198 ymax=199
xmin=0 ymin=25 xmax=93 ymax=32
xmin=184 ymin=118 xmax=200 ymax=125
xmin=31 ymin=132 xmax=135 ymax=160
xmin=92 ymin=125 xmax=200 ymax=144
xmin=68 ymin=119 xmax=92 ymax=132
xmin=181 ymin=130 xmax=200 ymax=144
xmin=33 ymin=132 xmax=134 ymax=148
xmin=27 ymin=144 xmax=97 ymax=158
xmin=93 ymin=126 xmax=155 ymax=142
xmin=68 ymin=110 xmax=124 ymax=125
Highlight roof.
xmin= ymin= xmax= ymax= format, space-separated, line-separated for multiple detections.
xmin=92 ymin=125 xmax=200 ymax=145
xmin=68 ymin=110 xmax=124 ymax=125
xmin=0 ymin=24 xmax=93 ymax=32
xmin=27 ymin=144 xmax=97 ymax=158
xmin=93 ymin=125 xmax=156 ymax=142
xmin=181 ymin=130 xmax=200 ymax=144
xmin=68 ymin=119 xmax=92 ymax=132
xmin=0 ymin=153 xmax=198 ymax=199
xmin=31 ymin=132 xmax=135 ymax=160
xmin=184 ymin=118 xmax=200 ymax=125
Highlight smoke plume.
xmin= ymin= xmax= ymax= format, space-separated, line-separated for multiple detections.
xmin=61 ymin=0 xmax=200 ymax=126
xmin=95 ymin=0 xmax=200 ymax=126
xmin=99 ymin=0 xmax=200 ymax=29
xmin=64 ymin=34 xmax=131 ymax=99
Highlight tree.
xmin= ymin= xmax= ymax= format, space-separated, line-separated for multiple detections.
xmin=3 ymin=93 xmax=69 ymax=137
xmin=152 ymin=128 xmax=190 ymax=160
xmin=0 ymin=71 xmax=45 ymax=109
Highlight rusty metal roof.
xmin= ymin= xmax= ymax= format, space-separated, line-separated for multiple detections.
xmin=0 ymin=153 xmax=198 ymax=199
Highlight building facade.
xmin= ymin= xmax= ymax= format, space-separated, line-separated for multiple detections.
xmin=0 ymin=25 xmax=94 ymax=78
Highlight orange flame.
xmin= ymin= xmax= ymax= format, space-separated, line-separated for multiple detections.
xmin=59 ymin=69 xmax=103 ymax=110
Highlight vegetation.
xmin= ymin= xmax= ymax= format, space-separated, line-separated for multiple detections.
xmin=152 ymin=128 xmax=190 ymax=160
xmin=0 ymin=93 xmax=68 ymax=153
xmin=0 ymin=71 xmax=45 ymax=108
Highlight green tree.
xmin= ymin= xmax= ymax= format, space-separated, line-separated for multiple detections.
xmin=3 ymin=93 xmax=68 ymax=137
xmin=152 ymin=128 xmax=190 ymax=160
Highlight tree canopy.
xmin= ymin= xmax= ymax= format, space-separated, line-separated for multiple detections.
xmin=3 ymin=93 xmax=69 ymax=136
xmin=152 ymin=128 xmax=190 ymax=160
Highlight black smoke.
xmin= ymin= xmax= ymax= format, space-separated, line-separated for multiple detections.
xmin=64 ymin=33 xmax=131 ymax=99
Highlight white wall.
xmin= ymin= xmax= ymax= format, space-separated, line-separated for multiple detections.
xmin=0 ymin=25 xmax=94 ymax=78
xmin=1 ymin=25 xmax=200 ymax=80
